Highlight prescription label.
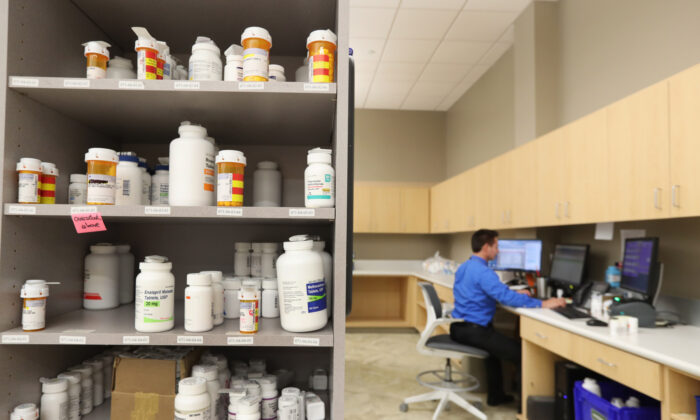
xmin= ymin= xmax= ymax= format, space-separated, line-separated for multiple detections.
xmin=59 ymin=335 xmax=87 ymax=345
xmin=289 ymin=208 xmax=315 ymax=217
xmin=8 ymin=205 xmax=36 ymax=215
xmin=123 ymin=335 xmax=150 ymax=345
xmin=64 ymin=79 xmax=90 ymax=88
xmin=293 ymin=337 xmax=320 ymax=346
xmin=2 ymin=335 xmax=29 ymax=344
xmin=10 ymin=77 xmax=39 ymax=87
xmin=227 ymin=336 xmax=254 ymax=346
xmin=174 ymin=81 xmax=200 ymax=90
xmin=216 ymin=207 xmax=243 ymax=217
xmin=145 ymin=206 xmax=171 ymax=215
xmin=177 ymin=335 xmax=203 ymax=345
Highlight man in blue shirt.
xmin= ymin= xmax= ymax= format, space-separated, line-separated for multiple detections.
xmin=450 ymin=229 xmax=565 ymax=406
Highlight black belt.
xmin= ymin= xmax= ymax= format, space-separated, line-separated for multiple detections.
xmin=460 ymin=321 xmax=492 ymax=329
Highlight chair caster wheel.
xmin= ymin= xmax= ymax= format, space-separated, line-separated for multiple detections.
xmin=399 ymin=403 xmax=408 ymax=412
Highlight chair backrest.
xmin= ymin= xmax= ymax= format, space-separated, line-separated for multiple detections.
xmin=417 ymin=282 xmax=444 ymax=352
xmin=420 ymin=282 xmax=443 ymax=319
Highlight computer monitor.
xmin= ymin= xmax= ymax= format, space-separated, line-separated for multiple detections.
xmin=489 ymin=239 xmax=542 ymax=272
xmin=620 ymin=237 xmax=659 ymax=300
xmin=549 ymin=244 xmax=590 ymax=288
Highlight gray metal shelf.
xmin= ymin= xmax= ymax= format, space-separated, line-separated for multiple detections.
xmin=0 ymin=304 xmax=334 ymax=347
xmin=9 ymin=77 xmax=336 ymax=144
xmin=4 ymin=204 xmax=334 ymax=223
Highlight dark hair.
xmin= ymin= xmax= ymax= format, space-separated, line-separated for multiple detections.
xmin=471 ymin=229 xmax=499 ymax=253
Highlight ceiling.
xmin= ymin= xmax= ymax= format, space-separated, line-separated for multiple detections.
xmin=350 ymin=0 xmax=532 ymax=111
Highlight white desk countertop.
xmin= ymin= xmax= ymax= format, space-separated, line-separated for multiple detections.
xmin=353 ymin=259 xmax=700 ymax=379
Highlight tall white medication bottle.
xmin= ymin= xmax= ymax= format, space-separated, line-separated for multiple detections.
xmin=253 ymin=161 xmax=282 ymax=207
xmin=261 ymin=242 xmax=279 ymax=278
xmin=11 ymin=403 xmax=39 ymax=420
xmin=169 ymin=121 xmax=216 ymax=206
xmin=223 ymin=275 xmax=242 ymax=319
xmin=135 ymin=256 xmax=175 ymax=332
xmin=224 ymin=44 xmax=244 ymax=82
xmin=189 ymin=36 xmax=223 ymax=81
xmin=261 ymin=279 xmax=279 ymax=318
xmin=235 ymin=242 xmax=252 ymax=276
xmin=304 ymin=148 xmax=334 ymax=208
xmin=83 ymin=243 xmax=120 ymax=310
xmin=56 ymin=372 xmax=81 ymax=420
xmin=116 ymin=244 xmax=135 ymax=304
xmin=138 ymin=157 xmax=151 ymax=205
xmin=151 ymin=157 xmax=169 ymax=205
xmin=115 ymin=152 xmax=141 ymax=205
xmin=201 ymin=270 xmax=225 ymax=326
xmin=40 ymin=377 xmax=69 ymax=420
xmin=312 ymin=240 xmax=333 ymax=319
xmin=68 ymin=174 xmax=88 ymax=205
xmin=67 ymin=365 xmax=93 ymax=415
xmin=192 ymin=364 xmax=221 ymax=419
xmin=83 ymin=359 xmax=104 ymax=407
xmin=276 ymin=239 xmax=328 ymax=332
xmin=175 ymin=377 xmax=212 ymax=420
xmin=99 ymin=353 xmax=114 ymax=400
xmin=251 ymin=243 xmax=264 ymax=277
xmin=185 ymin=273 xmax=214 ymax=332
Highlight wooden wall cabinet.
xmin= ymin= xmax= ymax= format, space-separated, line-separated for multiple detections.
xmin=354 ymin=182 xmax=430 ymax=233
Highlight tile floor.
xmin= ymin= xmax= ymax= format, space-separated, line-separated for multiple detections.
xmin=345 ymin=330 xmax=519 ymax=419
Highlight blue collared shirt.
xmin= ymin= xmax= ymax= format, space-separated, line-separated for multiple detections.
xmin=452 ymin=256 xmax=542 ymax=326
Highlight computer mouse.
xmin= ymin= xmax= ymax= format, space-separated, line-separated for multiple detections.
xmin=586 ymin=319 xmax=608 ymax=327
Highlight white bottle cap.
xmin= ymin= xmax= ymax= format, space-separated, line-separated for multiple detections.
xmin=216 ymin=150 xmax=247 ymax=165
xmin=192 ymin=364 xmax=219 ymax=381
xmin=222 ymin=385 xmax=247 ymax=399
xmin=261 ymin=243 xmax=278 ymax=253
xmin=278 ymin=395 xmax=298 ymax=408
xmin=241 ymin=26 xmax=272 ymax=46
xmin=187 ymin=273 xmax=211 ymax=286
xmin=244 ymin=381 xmax=261 ymax=396
xmin=241 ymin=279 xmax=259 ymax=289
xmin=282 ymin=387 xmax=301 ymax=397
xmin=70 ymin=174 xmax=87 ymax=183
xmin=57 ymin=371 xmax=81 ymax=385
xmin=262 ymin=279 xmax=277 ymax=290
xmin=132 ymin=27 xmax=158 ymax=51
xmin=90 ymin=243 xmax=117 ymax=254
xmin=178 ymin=121 xmax=208 ymax=138
xmin=178 ymin=377 xmax=207 ymax=395
xmin=192 ymin=36 xmax=221 ymax=55
xmin=235 ymin=242 xmax=252 ymax=251
xmin=116 ymin=244 xmax=131 ymax=253
xmin=252 ymin=243 xmax=264 ymax=253
xmin=254 ymin=377 xmax=276 ymax=393
xmin=201 ymin=271 xmax=223 ymax=283
xmin=257 ymin=161 xmax=278 ymax=170
xmin=85 ymin=148 xmax=118 ymax=163
xmin=68 ymin=364 xmax=93 ymax=377
xmin=12 ymin=404 xmax=38 ymax=417
xmin=307 ymin=29 xmax=337 ymax=47
xmin=40 ymin=162 xmax=59 ymax=176
xmin=16 ymin=157 xmax=42 ymax=172
xmin=20 ymin=279 xmax=50 ymax=298
xmin=223 ymin=276 xmax=242 ymax=290
xmin=144 ymin=255 xmax=167 ymax=263
xmin=157 ymin=41 xmax=170 ymax=57
xmin=269 ymin=64 xmax=285 ymax=73
xmin=312 ymin=241 xmax=326 ymax=251
xmin=109 ymin=56 xmax=133 ymax=69
xmin=307 ymin=148 xmax=332 ymax=165
xmin=83 ymin=41 xmax=111 ymax=59
xmin=284 ymin=240 xmax=314 ymax=251
xmin=224 ymin=44 xmax=244 ymax=57
xmin=41 ymin=377 xmax=69 ymax=393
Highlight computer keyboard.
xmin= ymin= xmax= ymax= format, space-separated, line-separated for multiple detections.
xmin=552 ymin=304 xmax=589 ymax=319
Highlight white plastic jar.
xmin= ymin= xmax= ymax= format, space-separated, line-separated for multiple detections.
xmin=276 ymin=239 xmax=328 ymax=332
xmin=20 ymin=279 xmax=50 ymax=331
xmin=151 ymin=157 xmax=169 ymax=205
xmin=56 ymin=372 xmax=81 ymax=420
xmin=261 ymin=242 xmax=279 ymax=279
xmin=312 ymin=240 xmax=333 ymax=319
xmin=83 ymin=359 xmax=104 ymax=407
xmin=251 ymin=243 xmax=264 ymax=277
xmin=185 ymin=273 xmax=214 ymax=332
xmin=135 ymin=256 xmax=175 ymax=332
xmin=189 ymin=36 xmax=223 ymax=81
xmin=239 ymin=280 xmax=260 ymax=334
xmin=68 ymin=174 xmax=88 ymax=205
xmin=83 ymin=243 xmax=120 ymax=310
xmin=11 ymin=403 xmax=39 ymax=420
xmin=304 ymin=148 xmax=334 ymax=208
xmin=201 ymin=354 xmax=230 ymax=389
xmin=253 ymin=161 xmax=282 ymax=207
xmin=277 ymin=396 xmax=298 ymax=420
xmin=268 ymin=64 xmax=286 ymax=82
xmin=234 ymin=242 xmax=252 ymax=276
xmin=226 ymin=386 xmax=247 ymax=419
xmin=257 ymin=377 xmax=278 ymax=419
xmin=192 ymin=364 xmax=221 ymax=418
xmin=223 ymin=275 xmax=242 ymax=319
xmin=99 ymin=353 xmax=114 ymax=399
xmin=175 ymin=377 xmax=211 ymax=420
xmin=40 ymin=377 xmax=69 ymax=420
xmin=138 ymin=157 xmax=151 ymax=205
xmin=261 ymin=279 xmax=279 ymax=319
xmin=224 ymin=44 xmax=244 ymax=82
xmin=67 ymin=365 xmax=93 ymax=415
xmin=237 ymin=394 xmax=262 ymax=420
xmin=17 ymin=157 xmax=42 ymax=204
xmin=116 ymin=244 xmax=135 ymax=304
xmin=169 ymin=121 xmax=216 ymax=206
xmin=115 ymin=152 xmax=141 ymax=205
xmin=106 ymin=56 xmax=135 ymax=79
xmin=201 ymin=271 xmax=225 ymax=326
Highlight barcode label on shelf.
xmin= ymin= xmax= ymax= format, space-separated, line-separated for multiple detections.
xmin=7 ymin=205 xmax=36 ymax=215
xmin=59 ymin=336 xmax=86 ymax=345
xmin=70 ymin=206 xmax=98 ymax=214
xmin=227 ymin=336 xmax=254 ymax=346
xmin=239 ymin=82 xmax=264 ymax=90
xmin=289 ymin=208 xmax=315 ymax=217
xmin=123 ymin=335 xmax=150 ymax=344
xmin=304 ymin=83 xmax=330 ymax=92
xmin=293 ymin=337 xmax=320 ymax=346
xmin=119 ymin=80 xmax=145 ymax=90
xmin=174 ymin=81 xmax=200 ymax=90
xmin=63 ymin=79 xmax=90 ymax=88
xmin=216 ymin=207 xmax=243 ymax=217
xmin=177 ymin=335 xmax=203 ymax=345
xmin=145 ymin=206 xmax=171 ymax=215
xmin=2 ymin=335 xmax=29 ymax=344
xmin=10 ymin=77 xmax=39 ymax=87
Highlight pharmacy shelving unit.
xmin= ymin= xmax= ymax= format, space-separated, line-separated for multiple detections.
xmin=0 ymin=0 xmax=350 ymax=418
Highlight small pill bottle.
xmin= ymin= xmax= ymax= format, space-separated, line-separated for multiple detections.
xmin=239 ymin=280 xmax=260 ymax=334
xmin=132 ymin=27 xmax=158 ymax=80
xmin=83 ymin=41 xmax=111 ymax=79
xmin=20 ymin=279 xmax=50 ymax=332
xmin=216 ymin=150 xmax=246 ymax=207
xmin=17 ymin=157 xmax=42 ymax=204
xmin=241 ymin=27 xmax=272 ymax=82
xmin=307 ymin=29 xmax=337 ymax=83
xmin=69 ymin=174 xmax=88 ymax=205
xmin=40 ymin=162 xmax=59 ymax=204
xmin=85 ymin=148 xmax=118 ymax=205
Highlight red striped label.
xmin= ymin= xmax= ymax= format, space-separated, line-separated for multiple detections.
xmin=40 ymin=190 xmax=55 ymax=197
xmin=232 ymin=187 xmax=244 ymax=195
xmin=313 ymin=68 xmax=330 ymax=76
xmin=232 ymin=173 xmax=244 ymax=181
xmin=312 ymin=54 xmax=330 ymax=62
xmin=83 ymin=292 xmax=102 ymax=300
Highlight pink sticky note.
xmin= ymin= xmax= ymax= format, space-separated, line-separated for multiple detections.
xmin=72 ymin=212 xmax=107 ymax=233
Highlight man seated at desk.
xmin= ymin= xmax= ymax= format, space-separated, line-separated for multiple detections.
xmin=450 ymin=229 xmax=566 ymax=406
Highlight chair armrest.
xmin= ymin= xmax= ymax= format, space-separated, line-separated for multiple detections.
xmin=417 ymin=317 xmax=462 ymax=350
xmin=442 ymin=302 xmax=455 ymax=317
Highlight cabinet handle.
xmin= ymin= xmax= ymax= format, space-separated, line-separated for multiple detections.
xmin=501 ymin=211 xmax=505 ymax=224
xmin=564 ymin=201 xmax=570 ymax=218
xmin=507 ymin=209 xmax=512 ymax=224
xmin=654 ymin=188 xmax=662 ymax=210
xmin=555 ymin=202 xmax=561 ymax=219
xmin=597 ymin=357 xmax=617 ymax=368
xmin=672 ymin=185 xmax=680 ymax=208
xmin=535 ymin=332 xmax=548 ymax=340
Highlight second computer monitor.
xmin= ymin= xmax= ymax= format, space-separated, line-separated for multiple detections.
xmin=620 ymin=237 xmax=659 ymax=300
xmin=549 ymin=244 xmax=589 ymax=287
xmin=489 ymin=239 xmax=542 ymax=272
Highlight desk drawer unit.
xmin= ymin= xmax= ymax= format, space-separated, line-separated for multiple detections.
xmin=521 ymin=317 xmax=573 ymax=359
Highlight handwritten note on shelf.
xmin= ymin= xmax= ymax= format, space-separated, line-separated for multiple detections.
xmin=72 ymin=213 xmax=106 ymax=234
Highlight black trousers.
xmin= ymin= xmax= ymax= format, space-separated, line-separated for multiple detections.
xmin=450 ymin=321 xmax=521 ymax=401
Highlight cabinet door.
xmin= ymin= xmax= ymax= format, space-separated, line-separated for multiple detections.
xmin=669 ymin=64 xmax=700 ymax=217
xmin=535 ymin=128 xmax=567 ymax=226
xmin=473 ymin=161 xmax=493 ymax=229
xmin=353 ymin=182 xmax=373 ymax=232
xmin=564 ymin=108 xmax=610 ymax=224
xmin=400 ymin=186 xmax=430 ymax=233
xmin=430 ymin=181 xmax=450 ymax=233
xmin=451 ymin=170 xmax=475 ymax=232
xmin=490 ymin=152 xmax=513 ymax=229
xmin=510 ymin=141 xmax=538 ymax=228
xmin=607 ymin=81 xmax=670 ymax=221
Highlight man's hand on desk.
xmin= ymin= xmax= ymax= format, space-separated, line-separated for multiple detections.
xmin=541 ymin=298 xmax=567 ymax=309
xmin=516 ymin=289 xmax=532 ymax=296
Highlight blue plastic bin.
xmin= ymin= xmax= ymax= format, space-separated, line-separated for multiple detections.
xmin=695 ymin=395 xmax=699 ymax=420
xmin=573 ymin=381 xmax=661 ymax=420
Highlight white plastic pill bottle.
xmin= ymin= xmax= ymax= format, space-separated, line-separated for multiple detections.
xmin=226 ymin=386 xmax=247 ymax=419
xmin=115 ymin=152 xmax=141 ymax=206
xmin=83 ymin=359 xmax=104 ymax=407
xmin=11 ymin=403 xmax=39 ymax=420
xmin=253 ymin=161 xmax=282 ymax=207
xmin=169 ymin=121 xmax=216 ymax=206
xmin=277 ymin=395 xmax=298 ymax=420
xmin=268 ymin=64 xmax=286 ymax=81
xmin=67 ymin=365 xmax=93 ymax=415
xmin=261 ymin=242 xmax=279 ymax=279
xmin=175 ymin=377 xmax=212 ymax=420
xmin=261 ymin=279 xmax=279 ymax=319
xmin=239 ymin=280 xmax=260 ymax=334
xmin=223 ymin=275 xmax=242 ymax=319
xmin=257 ymin=376 xmax=278 ymax=419
xmin=99 ymin=353 xmax=114 ymax=399
xmin=20 ymin=279 xmax=50 ymax=331
xmin=83 ymin=243 xmax=120 ymax=310
xmin=201 ymin=271 xmax=224 ymax=326
xmin=276 ymin=239 xmax=328 ymax=332
xmin=68 ymin=174 xmax=88 ymax=205
xmin=234 ymin=242 xmax=252 ymax=276
xmin=312 ymin=240 xmax=333 ymax=319
xmin=189 ymin=36 xmax=223 ymax=81
xmin=151 ymin=157 xmax=169 ymax=205
xmin=224 ymin=44 xmax=244 ymax=82
xmin=135 ymin=256 xmax=175 ymax=332
xmin=40 ymin=377 xmax=69 ymax=420
xmin=116 ymin=244 xmax=135 ymax=305
xmin=138 ymin=157 xmax=151 ymax=205
xmin=56 ymin=371 xmax=81 ymax=420
xmin=184 ymin=273 xmax=214 ymax=332
xmin=237 ymin=394 xmax=262 ymax=419
xmin=192 ymin=364 xmax=221 ymax=418
xmin=304 ymin=148 xmax=334 ymax=208
xmin=250 ymin=243 xmax=264 ymax=277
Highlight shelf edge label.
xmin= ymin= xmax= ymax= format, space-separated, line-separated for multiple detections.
xmin=10 ymin=77 xmax=39 ymax=87
xmin=2 ymin=334 xmax=30 ymax=344
xmin=59 ymin=335 xmax=87 ymax=345
xmin=227 ymin=336 xmax=254 ymax=346
xmin=239 ymin=82 xmax=264 ymax=90
xmin=119 ymin=80 xmax=145 ymax=90
xmin=7 ymin=205 xmax=36 ymax=215
xmin=145 ymin=206 xmax=171 ymax=215
xmin=174 ymin=81 xmax=200 ymax=90
xmin=293 ymin=336 xmax=320 ymax=346
xmin=303 ymin=83 xmax=330 ymax=92
xmin=123 ymin=335 xmax=150 ymax=345
xmin=70 ymin=206 xmax=98 ymax=214
xmin=289 ymin=208 xmax=315 ymax=217
xmin=177 ymin=335 xmax=204 ymax=345
xmin=63 ymin=79 xmax=90 ymax=88
xmin=216 ymin=207 xmax=243 ymax=217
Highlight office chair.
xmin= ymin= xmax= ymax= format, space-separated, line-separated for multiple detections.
xmin=400 ymin=282 xmax=488 ymax=420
